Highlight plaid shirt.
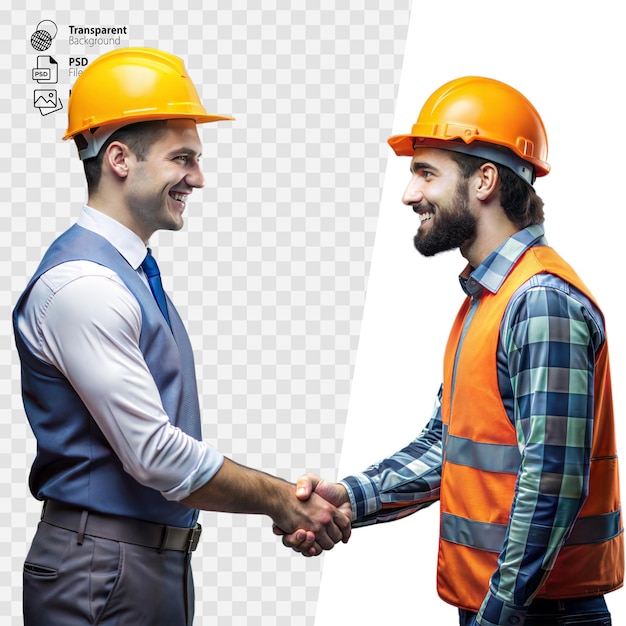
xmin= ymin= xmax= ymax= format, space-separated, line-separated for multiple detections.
xmin=341 ymin=224 xmax=607 ymax=626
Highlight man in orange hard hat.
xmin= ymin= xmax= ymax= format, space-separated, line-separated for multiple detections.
xmin=13 ymin=47 xmax=350 ymax=625
xmin=279 ymin=77 xmax=623 ymax=625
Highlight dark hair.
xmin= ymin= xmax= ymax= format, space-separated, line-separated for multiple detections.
xmin=448 ymin=150 xmax=545 ymax=228
xmin=81 ymin=120 xmax=170 ymax=194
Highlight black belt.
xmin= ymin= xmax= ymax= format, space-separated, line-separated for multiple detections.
xmin=41 ymin=500 xmax=202 ymax=553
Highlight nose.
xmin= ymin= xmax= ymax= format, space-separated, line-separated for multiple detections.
xmin=402 ymin=176 xmax=424 ymax=206
xmin=186 ymin=159 xmax=205 ymax=189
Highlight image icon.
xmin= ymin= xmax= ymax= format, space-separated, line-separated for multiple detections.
xmin=33 ymin=89 xmax=63 ymax=116
xmin=30 ymin=20 xmax=58 ymax=51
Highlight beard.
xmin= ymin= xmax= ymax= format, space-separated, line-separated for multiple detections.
xmin=413 ymin=181 xmax=477 ymax=257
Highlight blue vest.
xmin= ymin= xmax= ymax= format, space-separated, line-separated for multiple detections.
xmin=13 ymin=225 xmax=201 ymax=527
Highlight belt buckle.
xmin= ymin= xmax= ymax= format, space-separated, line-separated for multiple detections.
xmin=187 ymin=524 xmax=202 ymax=552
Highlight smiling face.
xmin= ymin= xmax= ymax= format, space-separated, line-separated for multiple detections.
xmin=402 ymin=148 xmax=477 ymax=257
xmin=122 ymin=119 xmax=205 ymax=242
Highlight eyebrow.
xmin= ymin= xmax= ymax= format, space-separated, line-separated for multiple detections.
xmin=167 ymin=147 xmax=202 ymax=157
xmin=410 ymin=161 xmax=439 ymax=174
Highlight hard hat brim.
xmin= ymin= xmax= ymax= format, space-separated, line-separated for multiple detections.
xmin=387 ymin=134 xmax=416 ymax=158
xmin=63 ymin=112 xmax=235 ymax=142
xmin=387 ymin=133 xmax=550 ymax=180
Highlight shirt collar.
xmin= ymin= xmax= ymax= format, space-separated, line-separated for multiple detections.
xmin=77 ymin=205 xmax=148 ymax=270
xmin=459 ymin=224 xmax=548 ymax=298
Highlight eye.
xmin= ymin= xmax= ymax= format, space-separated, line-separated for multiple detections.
xmin=174 ymin=155 xmax=189 ymax=163
xmin=411 ymin=166 xmax=434 ymax=180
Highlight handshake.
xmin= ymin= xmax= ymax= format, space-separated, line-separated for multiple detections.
xmin=273 ymin=474 xmax=352 ymax=557
xmin=182 ymin=459 xmax=352 ymax=555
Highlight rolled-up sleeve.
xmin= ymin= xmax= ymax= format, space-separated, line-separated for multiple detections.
xmin=341 ymin=387 xmax=443 ymax=526
xmin=30 ymin=264 xmax=223 ymax=500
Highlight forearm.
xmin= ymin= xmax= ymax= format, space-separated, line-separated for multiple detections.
xmin=181 ymin=457 xmax=294 ymax=519
xmin=343 ymin=396 xmax=443 ymax=525
xmin=341 ymin=466 xmax=439 ymax=527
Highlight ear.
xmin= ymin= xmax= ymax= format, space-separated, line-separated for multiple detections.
xmin=474 ymin=162 xmax=499 ymax=201
xmin=103 ymin=141 xmax=131 ymax=180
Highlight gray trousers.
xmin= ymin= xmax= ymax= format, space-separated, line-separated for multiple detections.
xmin=23 ymin=521 xmax=195 ymax=625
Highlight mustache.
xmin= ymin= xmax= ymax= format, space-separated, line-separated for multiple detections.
xmin=412 ymin=201 xmax=436 ymax=214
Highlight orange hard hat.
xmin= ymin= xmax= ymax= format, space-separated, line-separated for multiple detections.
xmin=64 ymin=47 xmax=234 ymax=160
xmin=388 ymin=76 xmax=549 ymax=184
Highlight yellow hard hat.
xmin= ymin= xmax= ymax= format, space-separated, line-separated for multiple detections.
xmin=388 ymin=76 xmax=549 ymax=184
xmin=64 ymin=47 xmax=234 ymax=160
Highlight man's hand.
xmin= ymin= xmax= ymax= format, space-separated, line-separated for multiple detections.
xmin=273 ymin=473 xmax=352 ymax=557
xmin=270 ymin=484 xmax=351 ymax=552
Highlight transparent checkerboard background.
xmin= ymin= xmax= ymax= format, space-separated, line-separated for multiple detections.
xmin=1 ymin=2 xmax=411 ymax=624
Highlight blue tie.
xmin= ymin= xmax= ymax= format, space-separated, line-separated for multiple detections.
xmin=141 ymin=248 xmax=171 ymax=328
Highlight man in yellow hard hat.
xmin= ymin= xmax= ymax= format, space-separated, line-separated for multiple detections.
xmin=279 ymin=77 xmax=623 ymax=625
xmin=13 ymin=47 xmax=350 ymax=625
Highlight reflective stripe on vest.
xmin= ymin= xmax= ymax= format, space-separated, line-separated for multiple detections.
xmin=445 ymin=434 xmax=520 ymax=474
xmin=442 ymin=509 xmax=622 ymax=553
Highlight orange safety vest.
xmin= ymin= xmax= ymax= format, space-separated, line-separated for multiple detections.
xmin=438 ymin=245 xmax=623 ymax=611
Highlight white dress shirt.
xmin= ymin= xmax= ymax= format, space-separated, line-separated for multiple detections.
xmin=17 ymin=206 xmax=224 ymax=501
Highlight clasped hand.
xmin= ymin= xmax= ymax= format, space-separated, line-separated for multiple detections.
xmin=274 ymin=474 xmax=352 ymax=557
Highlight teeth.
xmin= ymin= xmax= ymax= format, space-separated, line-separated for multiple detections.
xmin=419 ymin=212 xmax=434 ymax=223
xmin=170 ymin=192 xmax=187 ymax=203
